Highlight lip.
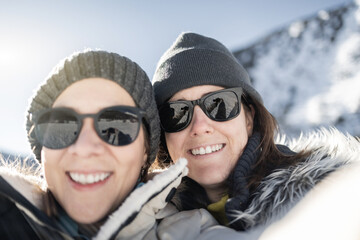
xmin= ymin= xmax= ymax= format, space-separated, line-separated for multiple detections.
xmin=66 ymin=171 xmax=112 ymax=191
xmin=188 ymin=143 xmax=225 ymax=156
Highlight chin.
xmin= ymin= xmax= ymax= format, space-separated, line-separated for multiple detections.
xmin=194 ymin=175 xmax=227 ymax=187
xmin=191 ymin=169 xmax=227 ymax=185
xmin=72 ymin=214 xmax=103 ymax=225
xmin=67 ymin=207 xmax=107 ymax=224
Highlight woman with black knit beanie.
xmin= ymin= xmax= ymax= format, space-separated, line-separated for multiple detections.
xmin=152 ymin=32 xmax=360 ymax=239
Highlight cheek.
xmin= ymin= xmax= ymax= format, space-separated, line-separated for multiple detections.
xmin=165 ymin=132 xmax=186 ymax=161
xmin=115 ymin=131 xmax=148 ymax=167
xmin=232 ymin=123 xmax=249 ymax=145
xmin=41 ymin=148 xmax=63 ymax=166
xmin=41 ymin=148 xmax=65 ymax=187
xmin=225 ymin=117 xmax=251 ymax=158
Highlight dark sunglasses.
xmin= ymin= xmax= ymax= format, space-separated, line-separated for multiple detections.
xmin=159 ymin=87 xmax=243 ymax=133
xmin=33 ymin=106 xmax=146 ymax=149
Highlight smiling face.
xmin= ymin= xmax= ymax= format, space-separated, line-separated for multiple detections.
xmin=165 ymin=85 xmax=254 ymax=197
xmin=41 ymin=78 xmax=147 ymax=224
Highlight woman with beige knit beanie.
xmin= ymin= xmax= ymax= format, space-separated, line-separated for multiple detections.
xmin=0 ymin=49 xmax=190 ymax=239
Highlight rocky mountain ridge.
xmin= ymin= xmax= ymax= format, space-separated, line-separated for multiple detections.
xmin=233 ymin=0 xmax=360 ymax=137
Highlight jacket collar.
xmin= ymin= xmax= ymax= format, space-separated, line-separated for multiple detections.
xmin=233 ymin=128 xmax=360 ymax=228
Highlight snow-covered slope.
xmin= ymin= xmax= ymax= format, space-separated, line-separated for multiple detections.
xmin=233 ymin=0 xmax=360 ymax=137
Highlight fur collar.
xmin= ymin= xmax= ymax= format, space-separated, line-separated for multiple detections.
xmin=231 ymin=128 xmax=360 ymax=228
xmin=0 ymin=158 xmax=44 ymax=208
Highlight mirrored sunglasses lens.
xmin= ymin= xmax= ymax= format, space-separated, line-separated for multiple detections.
xmin=36 ymin=110 xmax=79 ymax=149
xmin=98 ymin=110 xmax=140 ymax=146
xmin=160 ymin=102 xmax=190 ymax=132
xmin=204 ymin=91 xmax=240 ymax=120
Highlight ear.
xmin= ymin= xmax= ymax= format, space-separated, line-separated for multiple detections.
xmin=244 ymin=104 xmax=255 ymax=136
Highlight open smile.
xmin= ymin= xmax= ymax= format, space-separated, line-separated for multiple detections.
xmin=68 ymin=172 xmax=111 ymax=185
xmin=190 ymin=144 xmax=224 ymax=156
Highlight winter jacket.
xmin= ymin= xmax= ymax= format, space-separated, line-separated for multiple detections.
xmin=229 ymin=128 xmax=360 ymax=231
xmin=0 ymin=158 xmax=221 ymax=240
xmin=174 ymin=128 xmax=360 ymax=239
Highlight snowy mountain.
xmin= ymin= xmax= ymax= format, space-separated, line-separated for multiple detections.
xmin=233 ymin=0 xmax=360 ymax=137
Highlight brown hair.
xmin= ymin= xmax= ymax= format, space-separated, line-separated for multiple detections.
xmin=243 ymin=95 xmax=312 ymax=190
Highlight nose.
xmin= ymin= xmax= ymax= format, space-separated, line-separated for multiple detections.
xmin=189 ymin=105 xmax=214 ymax=137
xmin=68 ymin=118 xmax=105 ymax=157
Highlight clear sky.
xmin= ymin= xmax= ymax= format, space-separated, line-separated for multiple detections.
xmin=0 ymin=0 xmax=350 ymax=156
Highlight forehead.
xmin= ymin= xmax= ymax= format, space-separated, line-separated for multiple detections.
xmin=169 ymin=85 xmax=225 ymax=101
xmin=53 ymin=78 xmax=136 ymax=113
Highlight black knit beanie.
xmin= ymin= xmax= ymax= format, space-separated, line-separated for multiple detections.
xmin=26 ymin=50 xmax=160 ymax=164
xmin=152 ymin=32 xmax=262 ymax=106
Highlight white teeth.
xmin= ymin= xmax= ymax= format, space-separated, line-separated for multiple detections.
xmin=100 ymin=173 xmax=108 ymax=181
xmin=69 ymin=172 xmax=110 ymax=185
xmin=94 ymin=174 xmax=100 ymax=182
xmin=191 ymin=144 xmax=223 ymax=156
xmin=86 ymin=175 xmax=94 ymax=183
xmin=205 ymin=146 xmax=212 ymax=154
